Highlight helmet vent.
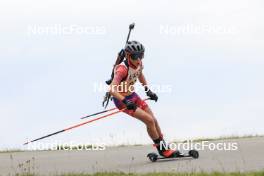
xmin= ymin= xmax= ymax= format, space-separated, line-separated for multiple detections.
xmin=132 ymin=45 xmax=137 ymax=51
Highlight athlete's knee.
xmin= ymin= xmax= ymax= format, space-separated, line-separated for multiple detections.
xmin=145 ymin=116 xmax=155 ymax=127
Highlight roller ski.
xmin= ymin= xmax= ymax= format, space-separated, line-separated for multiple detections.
xmin=147 ymin=139 xmax=199 ymax=162
xmin=147 ymin=149 xmax=199 ymax=162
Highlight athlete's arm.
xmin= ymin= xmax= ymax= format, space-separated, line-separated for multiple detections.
xmin=109 ymin=65 xmax=127 ymax=101
xmin=139 ymin=72 xmax=158 ymax=102
xmin=139 ymin=72 xmax=149 ymax=90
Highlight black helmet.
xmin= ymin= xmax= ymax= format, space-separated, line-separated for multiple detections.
xmin=125 ymin=41 xmax=145 ymax=54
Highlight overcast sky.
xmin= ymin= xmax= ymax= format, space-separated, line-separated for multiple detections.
xmin=0 ymin=0 xmax=264 ymax=150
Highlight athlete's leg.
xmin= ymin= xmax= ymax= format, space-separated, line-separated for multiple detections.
xmin=113 ymin=93 xmax=176 ymax=157
xmin=113 ymin=93 xmax=160 ymax=140
xmin=141 ymin=107 xmax=177 ymax=157
xmin=143 ymin=107 xmax=163 ymax=139
xmin=132 ymin=108 xmax=159 ymax=140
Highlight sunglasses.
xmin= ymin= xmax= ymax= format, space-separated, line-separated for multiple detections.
xmin=130 ymin=53 xmax=144 ymax=60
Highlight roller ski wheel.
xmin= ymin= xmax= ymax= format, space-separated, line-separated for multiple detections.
xmin=189 ymin=149 xmax=199 ymax=159
xmin=147 ymin=152 xmax=158 ymax=162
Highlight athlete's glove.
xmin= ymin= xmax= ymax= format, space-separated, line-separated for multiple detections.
xmin=146 ymin=89 xmax=158 ymax=102
xmin=122 ymin=99 xmax=137 ymax=111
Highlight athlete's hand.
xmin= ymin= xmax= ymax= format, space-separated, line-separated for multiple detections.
xmin=146 ymin=89 xmax=158 ymax=102
xmin=122 ymin=99 xmax=137 ymax=111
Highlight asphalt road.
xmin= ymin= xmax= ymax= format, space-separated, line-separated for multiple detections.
xmin=1 ymin=137 xmax=264 ymax=175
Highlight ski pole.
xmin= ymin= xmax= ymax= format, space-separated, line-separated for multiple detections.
xmin=80 ymin=107 xmax=117 ymax=119
xmin=24 ymin=98 xmax=150 ymax=145
xmin=23 ymin=108 xmax=125 ymax=145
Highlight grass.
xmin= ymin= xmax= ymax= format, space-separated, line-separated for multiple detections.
xmin=15 ymin=171 xmax=264 ymax=176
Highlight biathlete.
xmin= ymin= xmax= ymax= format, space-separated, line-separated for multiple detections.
xmin=108 ymin=41 xmax=177 ymax=158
